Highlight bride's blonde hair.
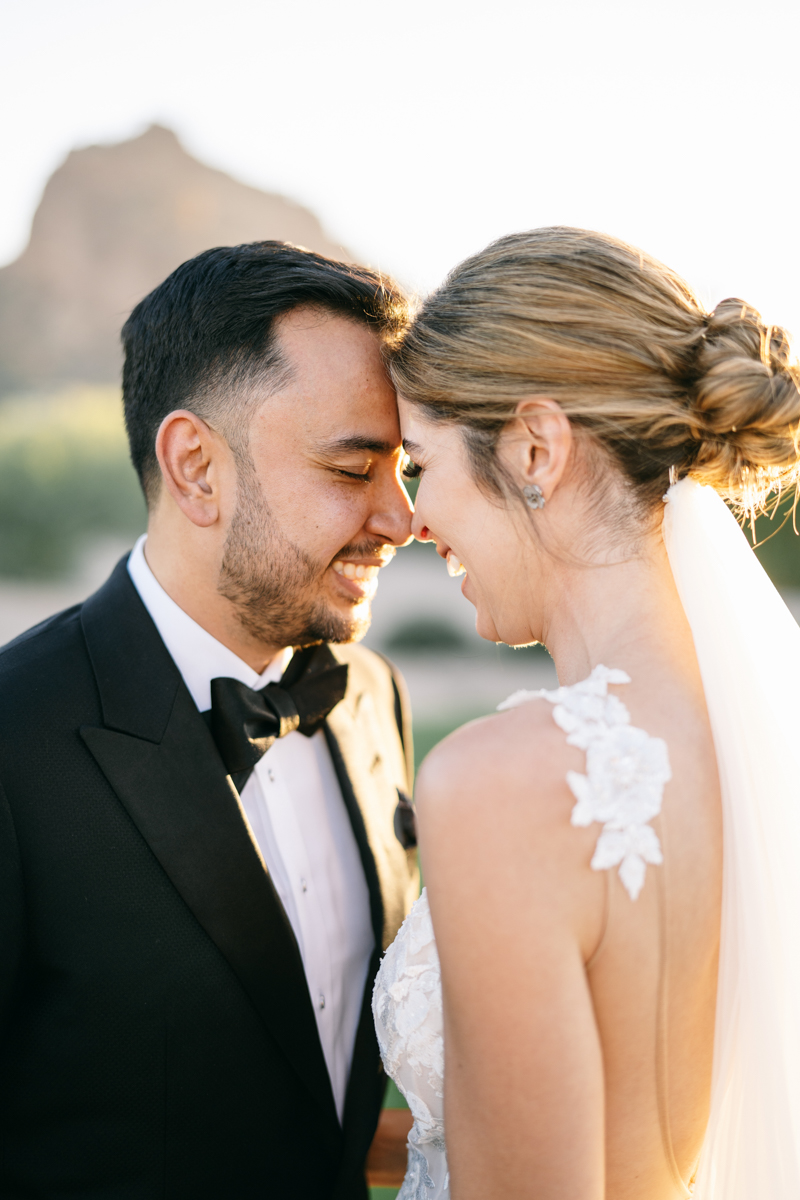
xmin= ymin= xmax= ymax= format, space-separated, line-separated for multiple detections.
xmin=389 ymin=227 xmax=800 ymax=518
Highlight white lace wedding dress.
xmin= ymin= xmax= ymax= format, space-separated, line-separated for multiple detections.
xmin=373 ymin=665 xmax=670 ymax=1199
xmin=372 ymin=888 xmax=447 ymax=1198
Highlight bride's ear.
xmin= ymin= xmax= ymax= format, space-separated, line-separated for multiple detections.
xmin=502 ymin=398 xmax=572 ymax=501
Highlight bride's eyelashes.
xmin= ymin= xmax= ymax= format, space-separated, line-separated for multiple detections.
xmin=401 ymin=458 xmax=422 ymax=480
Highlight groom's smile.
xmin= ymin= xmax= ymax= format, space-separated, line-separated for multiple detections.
xmin=331 ymin=547 xmax=396 ymax=600
xmin=238 ymin=306 xmax=413 ymax=645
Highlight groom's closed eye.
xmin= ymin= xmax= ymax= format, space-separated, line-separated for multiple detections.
xmin=315 ymin=434 xmax=399 ymax=483
xmin=334 ymin=466 xmax=372 ymax=482
xmin=319 ymin=456 xmax=375 ymax=483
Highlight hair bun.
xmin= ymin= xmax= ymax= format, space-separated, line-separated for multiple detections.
xmin=690 ymin=298 xmax=800 ymax=506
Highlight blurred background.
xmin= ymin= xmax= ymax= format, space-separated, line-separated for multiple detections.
xmin=1 ymin=3 xmax=799 ymax=1186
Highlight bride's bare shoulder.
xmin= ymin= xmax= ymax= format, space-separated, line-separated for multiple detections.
xmin=417 ymin=695 xmax=563 ymax=797
xmin=416 ymin=694 xmax=604 ymax=952
xmin=415 ymin=695 xmax=592 ymax=866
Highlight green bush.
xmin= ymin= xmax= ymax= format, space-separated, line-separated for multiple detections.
xmin=0 ymin=387 xmax=146 ymax=578
xmin=753 ymin=498 xmax=800 ymax=587
xmin=386 ymin=617 xmax=468 ymax=654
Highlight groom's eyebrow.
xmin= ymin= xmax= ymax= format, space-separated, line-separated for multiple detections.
xmin=318 ymin=435 xmax=397 ymax=456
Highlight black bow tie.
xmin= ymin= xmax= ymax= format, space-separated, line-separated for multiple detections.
xmin=206 ymin=644 xmax=349 ymax=792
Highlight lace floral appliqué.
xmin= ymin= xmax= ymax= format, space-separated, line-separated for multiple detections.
xmin=499 ymin=665 xmax=671 ymax=900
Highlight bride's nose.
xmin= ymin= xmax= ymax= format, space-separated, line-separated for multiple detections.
xmin=410 ymin=509 xmax=432 ymax=542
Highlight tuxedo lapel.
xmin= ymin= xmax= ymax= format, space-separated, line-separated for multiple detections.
xmin=79 ymin=560 xmax=338 ymax=1130
xmin=326 ymin=664 xmax=417 ymax=951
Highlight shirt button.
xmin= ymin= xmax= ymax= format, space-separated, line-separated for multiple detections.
xmin=300 ymin=878 xmax=308 ymax=893
xmin=267 ymin=768 xmax=275 ymax=783
xmin=318 ymin=993 xmax=326 ymax=1010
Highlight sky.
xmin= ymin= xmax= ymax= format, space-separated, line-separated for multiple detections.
xmin=2 ymin=0 xmax=800 ymax=333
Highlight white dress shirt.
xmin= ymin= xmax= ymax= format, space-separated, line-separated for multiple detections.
xmin=127 ymin=535 xmax=373 ymax=1122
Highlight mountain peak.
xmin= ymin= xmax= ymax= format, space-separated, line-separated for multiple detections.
xmin=0 ymin=127 xmax=351 ymax=394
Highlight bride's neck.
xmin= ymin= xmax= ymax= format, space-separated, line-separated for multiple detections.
xmin=539 ymin=533 xmax=698 ymax=689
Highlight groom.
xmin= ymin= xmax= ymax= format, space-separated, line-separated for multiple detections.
xmin=0 ymin=243 xmax=419 ymax=1198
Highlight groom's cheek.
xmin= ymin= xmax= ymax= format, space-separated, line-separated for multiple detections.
xmin=310 ymin=482 xmax=374 ymax=559
xmin=260 ymin=469 xmax=344 ymax=553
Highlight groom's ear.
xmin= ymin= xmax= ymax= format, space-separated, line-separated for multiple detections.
xmin=505 ymin=398 xmax=572 ymax=502
xmin=154 ymin=409 xmax=231 ymax=528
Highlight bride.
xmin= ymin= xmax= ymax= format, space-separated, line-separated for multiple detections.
xmin=373 ymin=227 xmax=800 ymax=1198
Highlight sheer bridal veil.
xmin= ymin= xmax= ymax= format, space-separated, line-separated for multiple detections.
xmin=663 ymin=478 xmax=800 ymax=1198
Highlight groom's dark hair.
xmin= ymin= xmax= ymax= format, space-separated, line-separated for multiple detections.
xmin=121 ymin=241 xmax=408 ymax=502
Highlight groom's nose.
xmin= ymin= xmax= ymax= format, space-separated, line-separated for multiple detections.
xmin=364 ymin=471 xmax=414 ymax=548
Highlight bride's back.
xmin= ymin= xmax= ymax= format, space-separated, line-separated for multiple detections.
xmin=583 ymin=672 xmax=722 ymax=1197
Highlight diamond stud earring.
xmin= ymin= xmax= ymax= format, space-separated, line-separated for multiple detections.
xmin=523 ymin=484 xmax=545 ymax=509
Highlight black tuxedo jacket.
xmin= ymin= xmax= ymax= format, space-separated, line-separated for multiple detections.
xmin=0 ymin=558 xmax=418 ymax=1199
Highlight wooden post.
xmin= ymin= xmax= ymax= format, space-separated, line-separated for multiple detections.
xmin=365 ymin=1108 xmax=414 ymax=1188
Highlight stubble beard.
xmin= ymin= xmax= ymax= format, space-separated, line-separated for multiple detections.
xmin=217 ymin=454 xmax=374 ymax=648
